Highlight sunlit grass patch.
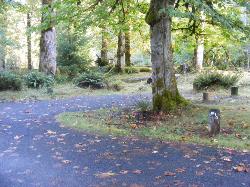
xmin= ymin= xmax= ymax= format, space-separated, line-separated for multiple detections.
xmin=0 ymin=72 xmax=151 ymax=102
xmin=56 ymin=104 xmax=250 ymax=151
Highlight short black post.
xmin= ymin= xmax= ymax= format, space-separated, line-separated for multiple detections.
xmin=208 ymin=109 xmax=220 ymax=137
xmin=231 ymin=86 xmax=238 ymax=96
xmin=203 ymin=92 xmax=209 ymax=102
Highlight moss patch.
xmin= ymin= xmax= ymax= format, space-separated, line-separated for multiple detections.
xmin=153 ymin=90 xmax=189 ymax=111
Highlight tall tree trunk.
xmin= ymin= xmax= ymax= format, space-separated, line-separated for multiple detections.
xmin=194 ymin=11 xmax=205 ymax=72
xmin=101 ymin=29 xmax=108 ymax=65
xmin=146 ymin=0 xmax=187 ymax=112
xmin=27 ymin=12 xmax=32 ymax=70
xmin=125 ymin=31 xmax=131 ymax=66
xmin=116 ymin=31 xmax=125 ymax=72
xmin=39 ymin=0 xmax=56 ymax=76
xmin=0 ymin=51 xmax=5 ymax=71
xmin=0 ymin=2 xmax=6 ymax=71
xmin=194 ymin=36 xmax=205 ymax=71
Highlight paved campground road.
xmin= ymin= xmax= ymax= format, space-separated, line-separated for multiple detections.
xmin=0 ymin=95 xmax=249 ymax=187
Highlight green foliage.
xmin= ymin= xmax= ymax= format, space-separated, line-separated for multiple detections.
xmin=95 ymin=57 xmax=109 ymax=67
xmin=139 ymin=67 xmax=151 ymax=72
xmin=55 ymin=74 xmax=68 ymax=84
xmin=0 ymin=71 xmax=22 ymax=91
xmin=74 ymin=72 xmax=105 ymax=89
xmin=193 ymin=72 xmax=239 ymax=90
xmin=24 ymin=71 xmax=54 ymax=89
xmin=153 ymin=90 xmax=189 ymax=112
xmin=106 ymin=80 xmax=123 ymax=91
xmin=124 ymin=67 xmax=139 ymax=74
xmin=58 ymin=65 xmax=80 ymax=80
xmin=136 ymin=100 xmax=151 ymax=112
xmin=56 ymin=26 xmax=90 ymax=78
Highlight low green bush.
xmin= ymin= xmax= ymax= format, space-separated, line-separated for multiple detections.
xmin=124 ymin=67 xmax=139 ymax=74
xmin=24 ymin=71 xmax=54 ymax=89
xmin=193 ymin=72 xmax=239 ymax=90
xmin=106 ymin=80 xmax=123 ymax=91
xmin=139 ymin=67 xmax=151 ymax=72
xmin=0 ymin=71 xmax=22 ymax=91
xmin=136 ymin=100 xmax=152 ymax=112
xmin=95 ymin=57 xmax=109 ymax=67
xmin=55 ymin=74 xmax=68 ymax=84
xmin=74 ymin=72 xmax=105 ymax=89
xmin=58 ymin=65 xmax=79 ymax=79
xmin=217 ymin=64 xmax=229 ymax=71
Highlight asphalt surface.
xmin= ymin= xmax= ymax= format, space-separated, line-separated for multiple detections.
xmin=0 ymin=94 xmax=249 ymax=187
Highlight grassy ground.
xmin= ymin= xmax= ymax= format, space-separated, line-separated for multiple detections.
xmin=0 ymin=72 xmax=151 ymax=102
xmin=1 ymin=70 xmax=250 ymax=102
xmin=57 ymin=103 xmax=250 ymax=151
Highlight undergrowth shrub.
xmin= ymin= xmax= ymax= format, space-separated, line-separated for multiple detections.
xmin=136 ymin=100 xmax=152 ymax=112
xmin=139 ymin=67 xmax=151 ymax=72
xmin=124 ymin=67 xmax=139 ymax=74
xmin=24 ymin=71 xmax=54 ymax=89
xmin=193 ymin=72 xmax=239 ymax=90
xmin=55 ymin=74 xmax=68 ymax=84
xmin=74 ymin=72 xmax=105 ymax=89
xmin=106 ymin=80 xmax=123 ymax=91
xmin=0 ymin=71 xmax=22 ymax=91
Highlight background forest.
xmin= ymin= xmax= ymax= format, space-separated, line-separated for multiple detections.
xmin=0 ymin=0 xmax=249 ymax=103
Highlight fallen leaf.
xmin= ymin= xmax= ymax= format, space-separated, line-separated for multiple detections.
xmin=235 ymin=133 xmax=242 ymax=139
xmin=95 ymin=171 xmax=116 ymax=178
xmin=175 ymin=168 xmax=186 ymax=173
xmin=221 ymin=156 xmax=232 ymax=162
xmin=155 ymin=176 xmax=162 ymax=180
xmin=164 ymin=171 xmax=176 ymax=176
xmin=14 ymin=135 xmax=23 ymax=140
xmin=233 ymin=164 xmax=249 ymax=172
xmin=62 ymin=160 xmax=71 ymax=164
xmin=130 ymin=124 xmax=138 ymax=129
xmin=132 ymin=169 xmax=143 ymax=174
xmin=46 ymin=130 xmax=56 ymax=135
xmin=119 ymin=170 xmax=129 ymax=174
xmin=196 ymin=171 xmax=204 ymax=176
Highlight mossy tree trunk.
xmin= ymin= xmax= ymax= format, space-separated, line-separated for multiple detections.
xmin=101 ymin=29 xmax=108 ymax=65
xmin=146 ymin=0 xmax=187 ymax=112
xmin=125 ymin=30 xmax=131 ymax=67
xmin=116 ymin=31 xmax=125 ymax=72
xmin=0 ymin=50 xmax=5 ymax=70
xmin=27 ymin=12 xmax=32 ymax=70
xmin=39 ymin=0 xmax=56 ymax=76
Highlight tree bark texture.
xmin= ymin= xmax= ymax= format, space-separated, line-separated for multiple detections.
xmin=146 ymin=0 xmax=186 ymax=111
xmin=0 ymin=4 xmax=6 ymax=71
xmin=194 ymin=11 xmax=205 ymax=72
xmin=27 ymin=12 xmax=32 ymax=70
xmin=101 ymin=30 xmax=108 ymax=65
xmin=39 ymin=0 xmax=56 ymax=76
xmin=125 ymin=31 xmax=131 ymax=66
xmin=116 ymin=31 xmax=125 ymax=72
xmin=0 ymin=50 xmax=5 ymax=71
